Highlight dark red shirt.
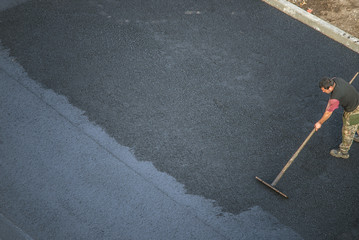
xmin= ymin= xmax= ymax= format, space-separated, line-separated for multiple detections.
xmin=326 ymin=99 xmax=339 ymax=112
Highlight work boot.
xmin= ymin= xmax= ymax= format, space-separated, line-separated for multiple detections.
xmin=330 ymin=149 xmax=349 ymax=159
xmin=354 ymin=134 xmax=359 ymax=143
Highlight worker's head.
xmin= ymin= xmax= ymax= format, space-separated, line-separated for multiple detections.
xmin=319 ymin=77 xmax=335 ymax=94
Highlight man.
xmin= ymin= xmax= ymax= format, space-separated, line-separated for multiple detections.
xmin=315 ymin=77 xmax=359 ymax=159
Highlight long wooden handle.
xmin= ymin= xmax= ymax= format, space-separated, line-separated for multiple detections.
xmin=271 ymin=71 xmax=358 ymax=187
xmin=271 ymin=128 xmax=316 ymax=186
xmin=349 ymin=72 xmax=359 ymax=85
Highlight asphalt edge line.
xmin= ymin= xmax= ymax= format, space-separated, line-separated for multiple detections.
xmin=0 ymin=212 xmax=34 ymax=240
xmin=0 ymin=57 xmax=231 ymax=240
xmin=0 ymin=46 xmax=304 ymax=240
xmin=262 ymin=0 xmax=359 ymax=54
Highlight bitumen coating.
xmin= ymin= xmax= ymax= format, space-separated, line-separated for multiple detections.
xmin=1 ymin=0 xmax=359 ymax=239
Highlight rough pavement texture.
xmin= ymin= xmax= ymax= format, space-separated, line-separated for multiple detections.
xmin=1 ymin=0 xmax=359 ymax=239
xmin=0 ymin=43 xmax=301 ymax=240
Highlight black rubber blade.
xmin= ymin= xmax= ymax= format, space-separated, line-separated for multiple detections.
xmin=255 ymin=176 xmax=288 ymax=199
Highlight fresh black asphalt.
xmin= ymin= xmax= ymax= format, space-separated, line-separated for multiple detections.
xmin=1 ymin=0 xmax=359 ymax=239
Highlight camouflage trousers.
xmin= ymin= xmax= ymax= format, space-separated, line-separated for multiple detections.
xmin=339 ymin=105 xmax=359 ymax=153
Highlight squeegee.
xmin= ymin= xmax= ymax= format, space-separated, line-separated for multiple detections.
xmin=256 ymin=72 xmax=358 ymax=198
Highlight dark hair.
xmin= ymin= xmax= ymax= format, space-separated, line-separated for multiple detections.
xmin=319 ymin=77 xmax=334 ymax=89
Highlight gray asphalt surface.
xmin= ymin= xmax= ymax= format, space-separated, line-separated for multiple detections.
xmin=0 ymin=56 xmax=301 ymax=239
xmin=1 ymin=0 xmax=359 ymax=239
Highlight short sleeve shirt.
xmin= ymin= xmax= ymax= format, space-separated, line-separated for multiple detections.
xmin=329 ymin=77 xmax=359 ymax=112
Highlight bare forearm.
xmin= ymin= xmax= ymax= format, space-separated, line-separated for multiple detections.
xmin=315 ymin=111 xmax=333 ymax=131
xmin=318 ymin=111 xmax=333 ymax=124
